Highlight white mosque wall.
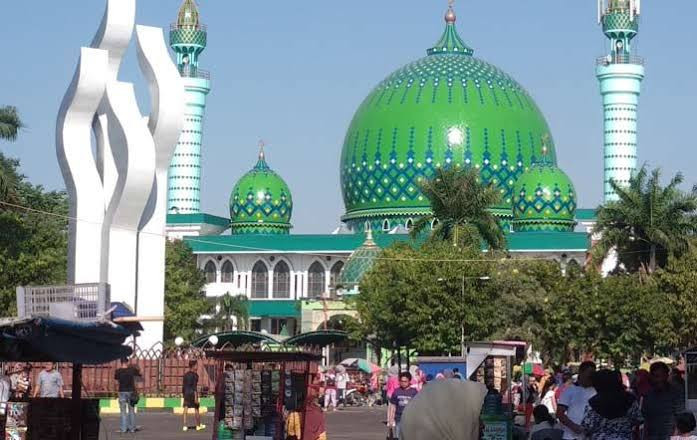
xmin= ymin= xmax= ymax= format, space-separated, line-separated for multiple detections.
xmin=196 ymin=253 xmax=349 ymax=301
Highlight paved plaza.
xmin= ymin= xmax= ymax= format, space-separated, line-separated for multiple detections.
xmin=99 ymin=407 xmax=387 ymax=440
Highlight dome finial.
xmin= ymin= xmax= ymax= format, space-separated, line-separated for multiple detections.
xmin=258 ymin=139 xmax=265 ymax=160
xmin=445 ymin=0 xmax=457 ymax=23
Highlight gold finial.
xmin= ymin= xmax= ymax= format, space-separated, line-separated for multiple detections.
xmin=258 ymin=139 xmax=265 ymax=159
xmin=445 ymin=0 xmax=457 ymax=23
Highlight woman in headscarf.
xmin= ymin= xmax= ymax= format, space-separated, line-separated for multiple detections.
xmin=581 ymin=369 xmax=642 ymax=440
xmin=302 ymin=384 xmax=327 ymax=440
xmin=399 ymin=379 xmax=488 ymax=440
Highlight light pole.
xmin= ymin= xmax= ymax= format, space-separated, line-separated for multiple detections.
xmin=438 ymin=276 xmax=490 ymax=357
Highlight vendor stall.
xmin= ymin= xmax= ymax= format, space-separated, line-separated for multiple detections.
xmin=684 ymin=347 xmax=697 ymax=412
xmin=0 ymin=316 xmax=140 ymax=440
xmin=206 ymin=350 xmax=322 ymax=440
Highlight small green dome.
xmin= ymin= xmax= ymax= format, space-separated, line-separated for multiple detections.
xmin=229 ymin=148 xmax=293 ymax=235
xmin=340 ymin=5 xmax=556 ymax=232
xmin=338 ymin=230 xmax=381 ymax=291
xmin=512 ymin=148 xmax=577 ymax=232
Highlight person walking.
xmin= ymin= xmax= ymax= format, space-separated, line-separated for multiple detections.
xmin=540 ymin=376 xmax=558 ymax=416
xmin=388 ymin=372 xmax=418 ymax=439
xmin=302 ymin=384 xmax=328 ymax=440
xmin=335 ymin=367 xmax=349 ymax=409
xmin=323 ymin=369 xmax=337 ymax=411
xmin=114 ymin=358 xmax=141 ymax=434
xmin=642 ymin=361 xmax=685 ymax=440
xmin=557 ymin=361 xmax=596 ymax=440
xmin=182 ymin=360 xmax=205 ymax=431
xmin=555 ymin=369 xmax=573 ymax=402
xmin=33 ymin=362 xmax=64 ymax=398
xmin=525 ymin=376 xmax=539 ymax=430
xmin=581 ymin=369 xmax=642 ymax=440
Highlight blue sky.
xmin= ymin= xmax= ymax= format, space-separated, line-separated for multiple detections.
xmin=2 ymin=1 xmax=695 ymax=233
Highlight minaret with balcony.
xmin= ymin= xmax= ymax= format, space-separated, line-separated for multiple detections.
xmin=596 ymin=0 xmax=644 ymax=201
xmin=168 ymin=0 xmax=211 ymax=213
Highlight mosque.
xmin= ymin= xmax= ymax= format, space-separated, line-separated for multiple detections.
xmin=164 ymin=0 xmax=644 ymax=339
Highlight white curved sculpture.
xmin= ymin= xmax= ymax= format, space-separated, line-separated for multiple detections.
xmin=135 ymin=25 xmax=185 ymax=342
xmin=56 ymin=48 xmax=109 ymax=284
xmin=56 ymin=0 xmax=183 ymax=347
xmin=101 ymin=82 xmax=156 ymax=304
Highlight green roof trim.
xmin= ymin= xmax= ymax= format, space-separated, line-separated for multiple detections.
xmin=575 ymin=208 xmax=598 ymax=221
xmin=167 ymin=213 xmax=229 ymax=228
xmin=192 ymin=330 xmax=278 ymax=348
xmin=248 ymin=300 xmax=301 ymax=318
xmin=284 ymin=330 xmax=349 ymax=348
xmin=185 ymin=232 xmax=588 ymax=254
xmin=184 ymin=234 xmax=412 ymax=254
xmin=505 ymin=232 xmax=589 ymax=252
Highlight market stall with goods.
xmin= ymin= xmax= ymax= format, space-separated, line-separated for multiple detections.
xmin=0 ymin=316 xmax=140 ymax=440
xmin=207 ymin=350 xmax=322 ymax=440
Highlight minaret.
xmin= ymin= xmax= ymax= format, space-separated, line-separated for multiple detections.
xmin=596 ymin=0 xmax=644 ymax=201
xmin=167 ymin=0 xmax=211 ymax=213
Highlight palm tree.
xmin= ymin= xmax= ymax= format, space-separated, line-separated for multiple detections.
xmin=410 ymin=167 xmax=505 ymax=250
xmin=592 ymin=166 xmax=697 ymax=273
xmin=0 ymin=106 xmax=23 ymax=199
xmin=207 ymin=293 xmax=250 ymax=332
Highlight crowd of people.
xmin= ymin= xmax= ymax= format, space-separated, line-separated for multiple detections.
xmin=513 ymin=361 xmax=691 ymax=440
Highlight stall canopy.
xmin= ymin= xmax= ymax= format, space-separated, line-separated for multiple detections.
xmin=465 ymin=341 xmax=525 ymax=380
xmin=284 ymin=330 xmax=348 ymax=347
xmin=0 ymin=317 xmax=140 ymax=364
xmin=192 ymin=330 xmax=280 ymax=348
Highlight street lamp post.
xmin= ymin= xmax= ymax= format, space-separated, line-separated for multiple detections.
xmin=438 ymin=276 xmax=491 ymax=357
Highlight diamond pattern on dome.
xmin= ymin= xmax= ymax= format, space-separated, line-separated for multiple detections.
xmin=230 ymin=153 xmax=293 ymax=235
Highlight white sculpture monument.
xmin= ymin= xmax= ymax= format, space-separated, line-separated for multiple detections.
xmin=56 ymin=0 xmax=184 ymax=348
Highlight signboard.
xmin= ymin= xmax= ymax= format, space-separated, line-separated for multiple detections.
xmin=482 ymin=419 xmax=509 ymax=440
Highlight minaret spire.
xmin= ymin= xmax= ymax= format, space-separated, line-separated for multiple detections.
xmin=167 ymin=0 xmax=212 ymax=214
xmin=596 ymin=0 xmax=645 ymax=201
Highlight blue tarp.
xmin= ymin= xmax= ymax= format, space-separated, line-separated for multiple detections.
xmin=0 ymin=317 xmax=139 ymax=364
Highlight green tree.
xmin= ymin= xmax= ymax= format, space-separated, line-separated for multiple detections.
xmin=410 ymin=167 xmax=505 ymax=250
xmin=164 ymin=239 xmax=209 ymax=344
xmin=0 ymin=106 xmax=23 ymax=199
xmin=206 ymin=292 xmax=250 ymax=332
xmin=592 ymin=166 xmax=697 ymax=273
xmin=0 ymin=154 xmax=67 ymax=315
xmin=654 ymin=247 xmax=697 ymax=351
xmin=355 ymin=239 xmax=497 ymax=356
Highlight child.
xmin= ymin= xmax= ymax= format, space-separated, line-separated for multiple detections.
xmin=672 ymin=412 xmax=697 ymax=440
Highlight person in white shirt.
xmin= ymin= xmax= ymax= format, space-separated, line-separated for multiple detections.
xmin=557 ymin=361 xmax=596 ymax=440
xmin=335 ymin=369 xmax=349 ymax=409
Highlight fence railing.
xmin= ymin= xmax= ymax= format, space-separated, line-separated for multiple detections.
xmin=16 ymin=283 xmax=110 ymax=321
xmin=596 ymin=55 xmax=645 ymax=66
xmin=170 ymin=23 xmax=207 ymax=32
xmin=179 ymin=66 xmax=210 ymax=80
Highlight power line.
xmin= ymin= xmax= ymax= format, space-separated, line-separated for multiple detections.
xmin=0 ymin=199 xmax=651 ymax=264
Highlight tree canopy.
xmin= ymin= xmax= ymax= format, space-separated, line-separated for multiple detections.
xmin=0 ymin=154 xmax=68 ymax=316
xmin=593 ymin=166 xmax=697 ymax=273
xmin=164 ymin=239 xmax=209 ymax=344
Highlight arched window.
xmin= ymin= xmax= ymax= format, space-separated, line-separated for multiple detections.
xmin=382 ymin=219 xmax=390 ymax=232
xmin=221 ymin=260 xmax=234 ymax=283
xmin=251 ymin=261 xmax=269 ymax=299
xmin=273 ymin=261 xmax=291 ymax=299
xmin=307 ymin=262 xmax=326 ymax=298
xmin=204 ymin=261 xmax=217 ymax=283
xmin=431 ymin=218 xmax=439 ymax=229
xmin=405 ymin=218 xmax=413 ymax=231
xmin=329 ymin=261 xmax=344 ymax=295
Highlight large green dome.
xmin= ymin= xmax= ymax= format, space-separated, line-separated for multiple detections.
xmin=229 ymin=149 xmax=293 ymax=235
xmin=340 ymin=6 xmax=557 ymax=233
xmin=512 ymin=147 xmax=577 ymax=233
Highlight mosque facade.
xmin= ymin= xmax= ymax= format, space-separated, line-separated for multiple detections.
xmin=164 ymin=1 xmax=642 ymax=338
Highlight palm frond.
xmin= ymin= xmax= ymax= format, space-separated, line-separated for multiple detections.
xmin=0 ymin=106 xmax=23 ymax=141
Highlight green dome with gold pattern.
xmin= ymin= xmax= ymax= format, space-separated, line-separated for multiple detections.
xmin=512 ymin=145 xmax=577 ymax=233
xmin=340 ymin=5 xmax=557 ymax=233
xmin=229 ymin=148 xmax=293 ymax=235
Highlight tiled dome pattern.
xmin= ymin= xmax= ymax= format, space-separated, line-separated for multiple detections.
xmin=340 ymin=16 xmax=556 ymax=230
xmin=229 ymin=153 xmax=293 ymax=235
xmin=512 ymin=158 xmax=577 ymax=232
